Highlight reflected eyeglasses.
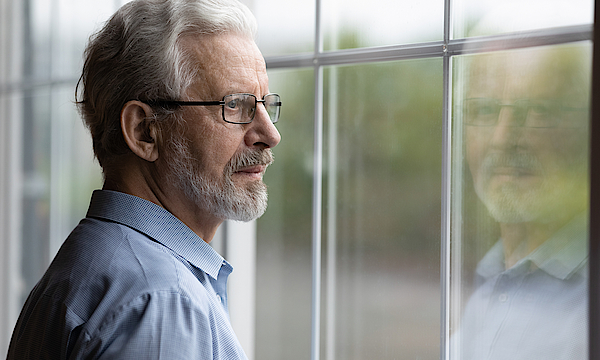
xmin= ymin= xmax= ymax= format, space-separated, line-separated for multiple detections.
xmin=463 ymin=98 xmax=587 ymax=128
xmin=148 ymin=93 xmax=281 ymax=124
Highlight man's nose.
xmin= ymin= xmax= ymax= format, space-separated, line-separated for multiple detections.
xmin=244 ymin=104 xmax=281 ymax=149
xmin=490 ymin=107 xmax=524 ymax=149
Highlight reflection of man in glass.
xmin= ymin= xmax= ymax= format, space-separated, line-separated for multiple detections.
xmin=456 ymin=46 xmax=589 ymax=360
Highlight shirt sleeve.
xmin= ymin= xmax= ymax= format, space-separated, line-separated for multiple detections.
xmin=76 ymin=291 xmax=215 ymax=360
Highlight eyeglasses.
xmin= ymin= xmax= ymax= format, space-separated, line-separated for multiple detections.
xmin=463 ymin=98 xmax=587 ymax=128
xmin=148 ymin=93 xmax=281 ymax=124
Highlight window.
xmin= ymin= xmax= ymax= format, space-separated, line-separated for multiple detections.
xmin=249 ymin=0 xmax=594 ymax=359
xmin=451 ymin=43 xmax=590 ymax=360
xmin=0 ymin=0 xmax=596 ymax=359
xmin=0 ymin=0 xmax=122 ymax=353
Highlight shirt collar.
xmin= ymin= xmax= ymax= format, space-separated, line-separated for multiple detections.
xmin=476 ymin=241 xmax=506 ymax=279
xmin=476 ymin=213 xmax=588 ymax=280
xmin=86 ymin=189 xmax=226 ymax=280
xmin=528 ymin=213 xmax=588 ymax=279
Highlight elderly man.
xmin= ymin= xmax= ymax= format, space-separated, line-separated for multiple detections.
xmin=7 ymin=0 xmax=280 ymax=358
xmin=453 ymin=45 xmax=589 ymax=359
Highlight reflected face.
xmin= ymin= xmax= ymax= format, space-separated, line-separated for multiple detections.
xmin=161 ymin=33 xmax=281 ymax=222
xmin=465 ymin=48 xmax=589 ymax=224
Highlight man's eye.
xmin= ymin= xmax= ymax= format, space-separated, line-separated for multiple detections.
xmin=468 ymin=105 xmax=496 ymax=120
xmin=476 ymin=103 xmax=498 ymax=116
xmin=225 ymin=99 xmax=240 ymax=109
xmin=529 ymin=102 xmax=553 ymax=115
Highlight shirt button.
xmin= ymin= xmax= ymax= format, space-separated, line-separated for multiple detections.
xmin=499 ymin=294 xmax=508 ymax=302
xmin=216 ymin=294 xmax=222 ymax=303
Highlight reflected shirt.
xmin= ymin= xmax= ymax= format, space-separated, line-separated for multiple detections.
xmin=452 ymin=214 xmax=588 ymax=360
xmin=7 ymin=190 xmax=247 ymax=360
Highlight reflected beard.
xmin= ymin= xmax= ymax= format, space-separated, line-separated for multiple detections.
xmin=165 ymin=137 xmax=274 ymax=222
xmin=474 ymin=153 xmax=582 ymax=224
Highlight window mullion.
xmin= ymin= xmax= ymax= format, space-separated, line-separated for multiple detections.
xmin=588 ymin=0 xmax=600 ymax=357
xmin=264 ymin=25 xmax=592 ymax=71
xmin=311 ymin=1 xmax=324 ymax=360
xmin=441 ymin=0 xmax=452 ymax=358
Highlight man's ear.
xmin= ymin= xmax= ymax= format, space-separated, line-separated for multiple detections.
xmin=120 ymin=101 xmax=159 ymax=162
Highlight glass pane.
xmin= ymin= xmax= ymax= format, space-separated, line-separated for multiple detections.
xmin=453 ymin=0 xmax=593 ymax=38
xmin=21 ymin=87 xmax=52 ymax=303
xmin=241 ymin=0 xmax=315 ymax=57
xmin=28 ymin=0 xmax=53 ymax=82
xmin=256 ymin=67 xmax=314 ymax=359
xmin=450 ymin=42 xmax=591 ymax=359
xmin=48 ymin=85 xmax=102 ymax=257
xmin=324 ymin=59 xmax=442 ymax=359
xmin=24 ymin=0 xmax=119 ymax=82
xmin=18 ymin=0 xmax=113 ymax=303
xmin=0 ymin=92 xmax=23 ymax=357
xmin=322 ymin=0 xmax=443 ymax=51
xmin=52 ymin=0 xmax=118 ymax=79
xmin=18 ymin=84 xmax=102 ymax=304
xmin=1 ymin=0 xmax=110 ymax=356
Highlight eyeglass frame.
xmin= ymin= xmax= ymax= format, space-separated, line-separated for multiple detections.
xmin=462 ymin=97 xmax=588 ymax=128
xmin=146 ymin=93 xmax=281 ymax=124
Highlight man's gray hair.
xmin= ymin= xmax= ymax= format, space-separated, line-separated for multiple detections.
xmin=76 ymin=0 xmax=257 ymax=168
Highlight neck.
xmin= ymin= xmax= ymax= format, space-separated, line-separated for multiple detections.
xmin=102 ymin=155 xmax=223 ymax=243
xmin=499 ymin=213 xmax=578 ymax=269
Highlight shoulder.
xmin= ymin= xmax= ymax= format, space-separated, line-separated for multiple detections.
xmin=63 ymin=217 xmax=219 ymax=318
xmin=53 ymin=217 xmax=184 ymax=297
xmin=76 ymin=290 xmax=218 ymax=359
xmin=8 ymin=217 xmax=226 ymax=359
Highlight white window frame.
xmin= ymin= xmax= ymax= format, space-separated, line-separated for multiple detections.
xmin=211 ymin=220 xmax=257 ymax=359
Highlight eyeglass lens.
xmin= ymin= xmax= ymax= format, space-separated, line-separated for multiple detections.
xmin=464 ymin=98 xmax=586 ymax=128
xmin=222 ymin=94 xmax=281 ymax=124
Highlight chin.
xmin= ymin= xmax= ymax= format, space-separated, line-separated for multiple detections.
xmin=220 ymin=193 xmax=268 ymax=222
xmin=477 ymin=177 xmax=587 ymax=225
xmin=208 ymin=181 xmax=269 ymax=222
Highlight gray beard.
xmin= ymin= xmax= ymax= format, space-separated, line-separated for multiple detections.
xmin=474 ymin=152 xmax=581 ymax=224
xmin=476 ymin=180 xmax=542 ymax=224
xmin=165 ymin=136 xmax=273 ymax=222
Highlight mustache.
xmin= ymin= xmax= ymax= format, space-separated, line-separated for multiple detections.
xmin=227 ymin=148 xmax=274 ymax=174
xmin=480 ymin=152 xmax=542 ymax=173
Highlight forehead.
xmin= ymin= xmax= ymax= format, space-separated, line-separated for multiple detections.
xmin=181 ymin=33 xmax=268 ymax=98
xmin=466 ymin=48 xmax=589 ymax=103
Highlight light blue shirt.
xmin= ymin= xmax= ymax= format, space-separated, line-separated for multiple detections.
xmin=452 ymin=214 xmax=588 ymax=360
xmin=7 ymin=190 xmax=247 ymax=359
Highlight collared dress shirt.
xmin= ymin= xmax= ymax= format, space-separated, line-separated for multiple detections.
xmin=452 ymin=214 xmax=588 ymax=360
xmin=7 ymin=190 xmax=248 ymax=360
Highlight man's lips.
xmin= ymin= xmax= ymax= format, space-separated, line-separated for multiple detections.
xmin=490 ymin=166 xmax=537 ymax=177
xmin=481 ymin=152 xmax=542 ymax=179
xmin=234 ymin=165 xmax=267 ymax=178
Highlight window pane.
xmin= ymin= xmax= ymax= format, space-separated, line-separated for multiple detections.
xmin=256 ymin=67 xmax=314 ymax=359
xmin=19 ymin=85 xmax=102 ymax=305
xmin=28 ymin=0 xmax=53 ymax=82
xmin=453 ymin=0 xmax=593 ymax=38
xmin=242 ymin=0 xmax=315 ymax=57
xmin=450 ymin=42 xmax=591 ymax=360
xmin=322 ymin=0 xmax=443 ymax=51
xmin=47 ymin=85 xmax=102 ymax=256
xmin=52 ymin=0 xmax=118 ymax=79
xmin=324 ymin=59 xmax=442 ymax=359
xmin=21 ymin=88 xmax=52 ymax=302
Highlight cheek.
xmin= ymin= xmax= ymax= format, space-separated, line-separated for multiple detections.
xmin=532 ymin=129 xmax=588 ymax=173
xmin=465 ymin=129 xmax=489 ymax=180
xmin=190 ymin=129 xmax=247 ymax=175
